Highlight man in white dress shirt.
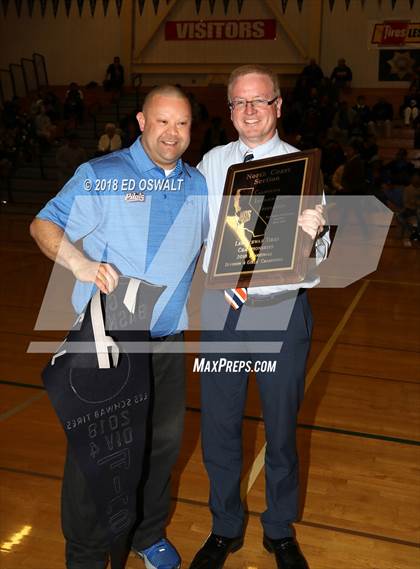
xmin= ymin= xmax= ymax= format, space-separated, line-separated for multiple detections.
xmin=190 ymin=65 xmax=327 ymax=569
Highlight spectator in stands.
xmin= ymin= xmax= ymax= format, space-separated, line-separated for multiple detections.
xmin=341 ymin=140 xmax=366 ymax=195
xmin=371 ymin=97 xmax=393 ymax=138
xmin=402 ymin=86 xmax=419 ymax=126
xmin=34 ymin=105 xmax=57 ymax=146
xmin=201 ymin=116 xmax=227 ymax=155
xmin=397 ymin=170 xmax=420 ymax=242
xmin=104 ymin=56 xmax=125 ymax=92
xmin=386 ymin=148 xmax=415 ymax=187
xmin=63 ymin=82 xmax=84 ymax=124
xmin=321 ymin=139 xmax=346 ymax=189
xmin=382 ymin=149 xmax=414 ymax=211
xmin=331 ymin=162 xmax=345 ymax=193
xmin=335 ymin=140 xmax=369 ymax=237
xmin=97 ymin=122 xmax=122 ymax=155
xmin=300 ymin=58 xmax=324 ymax=88
xmin=330 ymin=100 xmax=356 ymax=144
xmin=360 ymin=135 xmax=379 ymax=165
xmin=33 ymin=89 xmax=61 ymax=122
xmin=366 ymin=160 xmax=390 ymax=205
xmin=352 ymin=95 xmax=373 ymax=137
xmin=330 ymin=58 xmax=353 ymax=91
xmin=43 ymin=90 xmax=61 ymax=122
xmin=56 ymin=132 xmax=87 ymax=186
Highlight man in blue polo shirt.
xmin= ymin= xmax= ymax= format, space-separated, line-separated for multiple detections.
xmin=30 ymin=85 xmax=208 ymax=569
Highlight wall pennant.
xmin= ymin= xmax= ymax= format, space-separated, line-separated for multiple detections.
xmin=51 ymin=0 xmax=59 ymax=16
xmin=223 ymin=0 xmax=229 ymax=14
xmin=64 ymin=0 xmax=72 ymax=16
xmin=237 ymin=0 xmax=244 ymax=13
xmin=152 ymin=0 xmax=159 ymax=13
xmin=281 ymin=0 xmax=288 ymax=13
xmin=27 ymin=0 xmax=35 ymax=16
xmin=15 ymin=0 xmax=23 ymax=16
xmin=209 ymin=0 xmax=216 ymax=14
xmin=1 ymin=0 xmax=10 ymax=17
xmin=89 ymin=0 xmax=97 ymax=16
xmin=328 ymin=0 xmax=335 ymax=11
xmin=103 ymin=0 xmax=110 ymax=15
xmin=40 ymin=0 xmax=47 ymax=16
xmin=297 ymin=0 xmax=303 ymax=11
xmin=77 ymin=0 xmax=84 ymax=15
xmin=195 ymin=0 xmax=202 ymax=13
xmin=116 ymin=0 xmax=123 ymax=15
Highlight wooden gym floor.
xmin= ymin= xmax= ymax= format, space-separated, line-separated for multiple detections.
xmin=0 ymin=210 xmax=419 ymax=569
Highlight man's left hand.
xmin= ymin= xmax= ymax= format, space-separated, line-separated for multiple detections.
xmin=298 ymin=204 xmax=325 ymax=240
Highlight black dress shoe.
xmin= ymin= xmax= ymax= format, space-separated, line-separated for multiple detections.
xmin=263 ymin=536 xmax=309 ymax=569
xmin=189 ymin=533 xmax=244 ymax=569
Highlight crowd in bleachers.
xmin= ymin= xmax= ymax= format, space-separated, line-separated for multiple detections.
xmin=1 ymin=57 xmax=419 ymax=241
xmin=277 ymin=58 xmax=420 ymax=244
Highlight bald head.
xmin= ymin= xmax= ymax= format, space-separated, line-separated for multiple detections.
xmin=136 ymin=85 xmax=192 ymax=170
xmin=142 ymin=85 xmax=191 ymax=115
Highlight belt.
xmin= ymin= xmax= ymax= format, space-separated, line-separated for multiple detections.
xmin=152 ymin=331 xmax=184 ymax=342
xmin=246 ymin=289 xmax=304 ymax=307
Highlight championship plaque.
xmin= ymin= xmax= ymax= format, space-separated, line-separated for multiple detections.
xmin=206 ymin=149 xmax=322 ymax=288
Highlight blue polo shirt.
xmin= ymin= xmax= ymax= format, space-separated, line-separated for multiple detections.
xmin=37 ymin=139 xmax=208 ymax=337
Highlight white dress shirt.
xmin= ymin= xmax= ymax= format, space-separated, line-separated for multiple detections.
xmin=197 ymin=132 xmax=329 ymax=296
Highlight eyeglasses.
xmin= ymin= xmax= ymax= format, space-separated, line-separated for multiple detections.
xmin=228 ymin=97 xmax=278 ymax=111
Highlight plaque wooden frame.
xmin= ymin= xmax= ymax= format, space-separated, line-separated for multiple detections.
xmin=206 ymin=149 xmax=322 ymax=288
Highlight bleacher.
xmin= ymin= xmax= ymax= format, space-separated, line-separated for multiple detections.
xmin=1 ymin=78 xmax=419 ymax=212
xmin=341 ymin=87 xmax=419 ymax=167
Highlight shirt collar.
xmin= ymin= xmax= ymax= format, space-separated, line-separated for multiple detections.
xmin=238 ymin=132 xmax=280 ymax=161
xmin=129 ymin=137 xmax=189 ymax=177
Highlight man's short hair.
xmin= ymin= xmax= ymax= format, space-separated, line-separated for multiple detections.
xmin=142 ymin=85 xmax=190 ymax=113
xmin=227 ymin=65 xmax=281 ymax=100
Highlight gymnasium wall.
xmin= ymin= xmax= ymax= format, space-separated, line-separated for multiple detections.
xmin=0 ymin=2 xmax=123 ymax=85
xmin=0 ymin=0 xmax=417 ymax=87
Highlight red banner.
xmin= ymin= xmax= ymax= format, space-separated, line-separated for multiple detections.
xmin=165 ymin=19 xmax=276 ymax=41
xmin=371 ymin=20 xmax=420 ymax=46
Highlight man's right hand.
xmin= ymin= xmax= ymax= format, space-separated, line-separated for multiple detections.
xmin=72 ymin=259 xmax=119 ymax=294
